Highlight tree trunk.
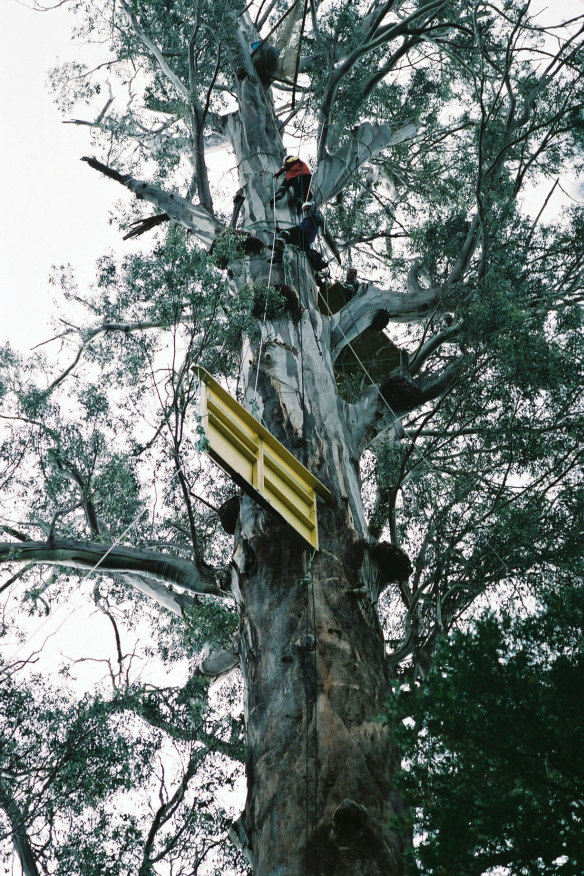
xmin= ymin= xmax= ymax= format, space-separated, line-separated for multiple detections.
xmin=217 ymin=47 xmax=409 ymax=870
xmin=234 ymin=516 xmax=406 ymax=875
xmin=227 ymin=249 xmax=406 ymax=874
xmin=0 ymin=782 xmax=42 ymax=876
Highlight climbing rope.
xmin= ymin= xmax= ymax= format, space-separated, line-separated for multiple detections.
xmin=252 ymin=174 xmax=279 ymax=399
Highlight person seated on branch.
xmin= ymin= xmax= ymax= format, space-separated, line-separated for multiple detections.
xmin=271 ymin=201 xmax=324 ymax=264
xmin=344 ymin=267 xmax=360 ymax=297
xmin=271 ymin=156 xmax=312 ymax=213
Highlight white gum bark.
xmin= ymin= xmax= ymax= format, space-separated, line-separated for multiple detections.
xmin=0 ymin=540 xmax=220 ymax=614
xmin=310 ymin=121 xmax=418 ymax=205
xmin=222 ymin=242 xmax=407 ymax=873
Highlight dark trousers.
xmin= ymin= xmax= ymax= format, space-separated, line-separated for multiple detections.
xmin=278 ymin=226 xmax=311 ymax=253
xmin=275 ymin=174 xmax=312 ymax=204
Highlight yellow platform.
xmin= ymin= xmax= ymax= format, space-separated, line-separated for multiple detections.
xmin=193 ymin=367 xmax=332 ymax=549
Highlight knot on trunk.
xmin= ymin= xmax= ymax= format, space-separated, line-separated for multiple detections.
xmin=371 ymin=541 xmax=412 ymax=584
xmin=380 ymin=372 xmax=424 ymax=409
xmin=294 ymin=633 xmax=315 ymax=652
xmin=331 ymin=798 xmax=369 ymax=848
xmin=198 ymin=644 xmax=239 ymax=678
xmin=218 ymin=495 xmax=240 ymax=535
xmin=329 ymin=798 xmax=398 ymax=870
xmin=369 ymin=308 xmax=390 ymax=331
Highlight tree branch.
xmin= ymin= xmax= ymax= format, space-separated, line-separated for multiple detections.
xmin=119 ymin=0 xmax=190 ymax=100
xmin=310 ymin=121 xmax=417 ymax=207
xmin=409 ymin=324 xmax=461 ymax=375
xmin=351 ymin=359 xmax=462 ymax=449
xmin=316 ymin=0 xmax=446 ymax=158
xmin=330 ymin=279 xmax=438 ymax=362
xmin=188 ymin=15 xmax=214 ymax=213
xmin=0 ymin=540 xmax=222 ymax=611
xmin=44 ymin=318 xmax=163 ymax=393
xmin=81 ymin=157 xmax=223 ymax=247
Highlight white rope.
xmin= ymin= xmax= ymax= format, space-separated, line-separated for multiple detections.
xmin=253 ymin=174 xmax=279 ymax=398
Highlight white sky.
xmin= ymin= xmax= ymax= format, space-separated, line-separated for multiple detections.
xmin=0 ymin=0 xmax=122 ymax=351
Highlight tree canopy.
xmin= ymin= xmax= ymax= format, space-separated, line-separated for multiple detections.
xmin=1 ymin=0 xmax=583 ymax=873
xmin=391 ymin=579 xmax=584 ymax=875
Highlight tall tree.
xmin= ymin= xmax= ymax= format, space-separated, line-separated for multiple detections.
xmin=391 ymin=579 xmax=584 ymax=875
xmin=1 ymin=0 xmax=583 ymax=873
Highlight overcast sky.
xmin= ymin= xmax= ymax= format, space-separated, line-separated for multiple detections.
xmin=0 ymin=0 xmax=123 ymax=352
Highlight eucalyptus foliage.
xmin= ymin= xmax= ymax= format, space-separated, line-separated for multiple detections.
xmin=390 ymin=580 xmax=584 ymax=875
xmin=1 ymin=0 xmax=583 ymax=873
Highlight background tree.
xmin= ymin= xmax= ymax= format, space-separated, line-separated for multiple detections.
xmin=0 ymin=651 xmax=245 ymax=876
xmin=391 ymin=578 xmax=584 ymax=875
xmin=1 ymin=0 xmax=583 ymax=874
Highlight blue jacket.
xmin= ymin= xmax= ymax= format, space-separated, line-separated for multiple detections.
xmin=297 ymin=209 xmax=324 ymax=247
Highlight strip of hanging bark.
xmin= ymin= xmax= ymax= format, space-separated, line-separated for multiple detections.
xmin=290 ymin=0 xmax=309 ymax=108
xmin=230 ymin=188 xmax=245 ymax=229
xmin=123 ymin=213 xmax=169 ymax=240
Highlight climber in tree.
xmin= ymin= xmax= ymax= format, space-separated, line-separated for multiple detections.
xmin=344 ymin=267 xmax=359 ymax=297
xmin=270 ymin=156 xmax=312 ymax=213
xmin=271 ymin=201 xmax=324 ymax=264
xmin=251 ymin=40 xmax=280 ymax=87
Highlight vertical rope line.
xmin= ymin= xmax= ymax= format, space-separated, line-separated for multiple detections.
xmin=300 ymin=285 xmax=307 ymax=465
xmin=305 ymin=555 xmax=310 ymax=875
xmin=310 ymin=560 xmax=319 ymax=876
xmin=253 ymin=176 xmax=279 ymax=397
xmin=298 ymin=291 xmax=319 ymax=871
